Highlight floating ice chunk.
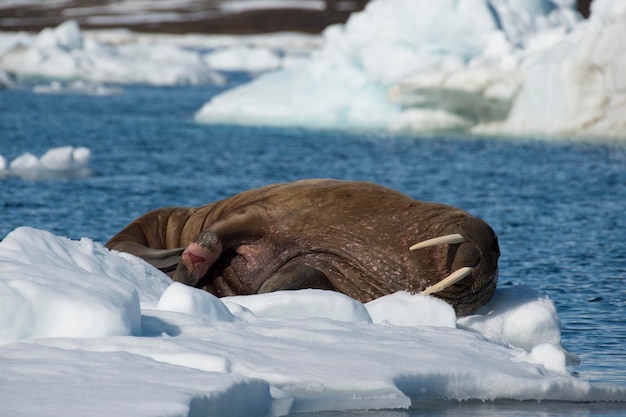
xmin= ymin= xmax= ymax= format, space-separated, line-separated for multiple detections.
xmin=2 ymin=146 xmax=92 ymax=180
xmin=9 ymin=152 xmax=39 ymax=174
xmin=195 ymin=61 xmax=401 ymax=129
xmin=157 ymin=282 xmax=235 ymax=322
xmin=72 ymin=146 xmax=91 ymax=166
xmin=39 ymin=146 xmax=88 ymax=171
xmin=365 ymin=291 xmax=456 ymax=328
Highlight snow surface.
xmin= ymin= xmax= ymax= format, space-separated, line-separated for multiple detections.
xmin=0 ymin=146 xmax=92 ymax=180
xmin=1 ymin=227 xmax=625 ymax=416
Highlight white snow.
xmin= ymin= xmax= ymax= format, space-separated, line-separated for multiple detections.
xmin=1 ymin=226 xmax=624 ymax=417
xmin=0 ymin=146 xmax=92 ymax=180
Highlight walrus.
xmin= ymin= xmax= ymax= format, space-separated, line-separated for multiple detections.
xmin=106 ymin=179 xmax=500 ymax=315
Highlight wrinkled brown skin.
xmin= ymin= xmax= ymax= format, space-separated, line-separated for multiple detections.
xmin=105 ymin=179 xmax=500 ymax=315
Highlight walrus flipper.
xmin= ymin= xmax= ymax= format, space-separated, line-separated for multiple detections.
xmin=111 ymin=242 xmax=184 ymax=276
xmin=174 ymin=206 xmax=271 ymax=286
xmin=140 ymin=247 xmax=186 ymax=275
xmin=259 ymin=264 xmax=334 ymax=293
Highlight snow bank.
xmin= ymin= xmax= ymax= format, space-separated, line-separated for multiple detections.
xmin=0 ymin=146 xmax=92 ymax=180
xmin=195 ymin=0 xmax=626 ymax=140
xmin=0 ymin=227 xmax=624 ymax=417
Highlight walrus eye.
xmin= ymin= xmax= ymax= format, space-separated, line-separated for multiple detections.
xmin=408 ymin=233 xmax=472 ymax=296
xmin=408 ymin=233 xmax=464 ymax=250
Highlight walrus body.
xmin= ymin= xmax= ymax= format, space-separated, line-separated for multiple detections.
xmin=106 ymin=179 xmax=500 ymax=315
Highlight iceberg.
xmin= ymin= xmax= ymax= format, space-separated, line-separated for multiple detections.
xmin=195 ymin=0 xmax=626 ymax=140
xmin=498 ymin=0 xmax=626 ymax=138
xmin=1 ymin=226 xmax=624 ymax=417
xmin=0 ymin=146 xmax=92 ymax=180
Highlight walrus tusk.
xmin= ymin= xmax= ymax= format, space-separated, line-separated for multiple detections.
xmin=421 ymin=266 xmax=473 ymax=296
xmin=409 ymin=233 xmax=464 ymax=251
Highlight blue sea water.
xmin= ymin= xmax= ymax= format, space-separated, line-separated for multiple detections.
xmin=1 ymin=81 xmax=625 ymax=416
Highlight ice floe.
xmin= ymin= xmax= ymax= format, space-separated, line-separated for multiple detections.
xmin=0 ymin=146 xmax=92 ymax=180
xmin=0 ymin=226 xmax=624 ymax=416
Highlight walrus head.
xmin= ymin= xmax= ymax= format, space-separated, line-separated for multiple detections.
xmin=410 ymin=217 xmax=500 ymax=315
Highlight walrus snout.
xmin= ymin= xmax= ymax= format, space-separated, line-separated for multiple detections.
xmin=458 ymin=217 xmax=500 ymax=293
xmin=409 ymin=216 xmax=500 ymax=314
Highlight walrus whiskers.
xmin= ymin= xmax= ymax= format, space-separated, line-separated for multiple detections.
xmin=421 ymin=266 xmax=473 ymax=296
xmin=409 ymin=233 xmax=465 ymax=250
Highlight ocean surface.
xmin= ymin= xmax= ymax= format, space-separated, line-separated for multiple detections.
xmin=1 ymin=80 xmax=625 ymax=416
